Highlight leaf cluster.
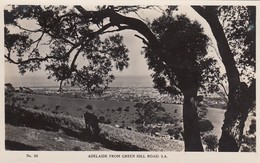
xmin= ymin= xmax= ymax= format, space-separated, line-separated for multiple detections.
xmin=144 ymin=14 xmax=220 ymax=95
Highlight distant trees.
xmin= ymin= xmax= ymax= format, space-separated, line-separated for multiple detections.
xmin=5 ymin=83 xmax=16 ymax=106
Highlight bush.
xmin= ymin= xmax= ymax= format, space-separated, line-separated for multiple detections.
xmin=33 ymin=105 xmax=39 ymax=110
xmin=197 ymin=106 xmax=208 ymax=119
xmin=241 ymin=136 xmax=256 ymax=152
xmin=98 ymin=116 xmax=106 ymax=123
xmin=85 ymin=104 xmax=93 ymax=110
xmin=249 ymin=119 xmax=256 ymax=134
xmin=202 ymin=134 xmax=218 ymax=151
xmin=55 ymin=105 xmax=60 ymax=110
xmin=104 ymin=118 xmax=112 ymax=124
xmin=167 ymin=126 xmax=183 ymax=140
xmin=199 ymin=119 xmax=214 ymax=132
xmin=124 ymin=107 xmax=130 ymax=112
xmin=136 ymin=125 xmax=162 ymax=135
xmin=117 ymin=107 xmax=122 ymax=112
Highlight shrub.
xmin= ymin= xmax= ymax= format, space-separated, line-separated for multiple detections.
xmin=202 ymin=134 xmax=218 ymax=151
xmin=72 ymin=146 xmax=81 ymax=151
xmin=249 ymin=119 xmax=256 ymax=134
xmin=241 ymin=136 xmax=256 ymax=152
xmin=197 ymin=106 xmax=208 ymax=119
xmin=160 ymin=113 xmax=174 ymax=124
xmin=124 ymin=108 xmax=130 ymax=112
xmin=33 ymin=105 xmax=39 ymax=110
xmin=85 ymin=104 xmax=93 ymax=110
xmin=167 ymin=126 xmax=183 ymax=140
xmin=55 ymin=105 xmax=60 ymax=110
xmin=117 ymin=107 xmax=122 ymax=112
xmin=98 ymin=116 xmax=106 ymax=123
xmin=167 ymin=129 xmax=175 ymax=136
xmin=199 ymin=119 xmax=214 ymax=132
xmin=23 ymin=100 xmax=28 ymax=104
xmin=104 ymin=118 xmax=112 ymax=124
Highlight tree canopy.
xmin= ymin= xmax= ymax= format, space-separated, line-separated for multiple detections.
xmin=144 ymin=13 xmax=220 ymax=96
xmin=5 ymin=5 xmax=130 ymax=94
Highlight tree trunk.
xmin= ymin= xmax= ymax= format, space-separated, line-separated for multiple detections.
xmin=59 ymin=80 xmax=63 ymax=92
xmin=183 ymin=90 xmax=204 ymax=151
xmin=218 ymin=82 xmax=255 ymax=151
xmin=192 ymin=6 xmax=255 ymax=151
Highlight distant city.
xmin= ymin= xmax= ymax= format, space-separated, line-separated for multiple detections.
xmin=5 ymin=75 xmax=154 ymax=88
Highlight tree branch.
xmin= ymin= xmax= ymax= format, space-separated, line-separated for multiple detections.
xmin=75 ymin=5 xmax=160 ymax=48
xmin=5 ymin=43 xmax=80 ymax=65
xmin=134 ymin=34 xmax=149 ymax=46
xmin=192 ymin=6 xmax=241 ymax=91
xmin=14 ymin=23 xmax=42 ymax=33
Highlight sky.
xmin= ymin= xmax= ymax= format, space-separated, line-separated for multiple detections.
xmin=4 ymin=5 xmax=222 ymax=87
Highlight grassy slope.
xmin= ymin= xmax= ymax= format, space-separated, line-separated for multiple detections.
xmin=14 ymin=93 xmax=183 ymax=128
xmin=5 ymin=106 xmax=184 ymax=151
xmin=6 ymin=124 xmax=110 ymax=151
xmin=14 ymin=93 xmax=225 ymax=137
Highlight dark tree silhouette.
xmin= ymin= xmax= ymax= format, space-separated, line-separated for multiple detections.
xmin=144 ymin=14 xmax=219 ymax=151
xmin=192 ymin=6 xmax=255 ymax=151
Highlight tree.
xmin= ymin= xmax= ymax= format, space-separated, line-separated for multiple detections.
xmin=5 ymin=5 xmax=255 ymax=151
xmin=134 ymin=101 xmax=166 ymax=126
xmin=192 ymin=6 xmax=255 ymax=151
xmin=4 ymin=5 xmax=129 ymax=94
xmin=143 ymin=13 xmax=219 ymax=151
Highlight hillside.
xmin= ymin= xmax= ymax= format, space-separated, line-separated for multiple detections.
xmin=5 ymin=106 xmax=184 ymax=151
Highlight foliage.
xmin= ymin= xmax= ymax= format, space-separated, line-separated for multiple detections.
xmin=199 ymin=119 xmax=214 ymax=132
xmin=144 ymin=13 xmax=220 ymax=95
xmin=202 ymin=134 xmax=218 ymax=151
xmin=4 ymin=5 xmax=129 ymax=95
xmin=249 ymin=119 xmax=256 ymax=134
xmin=167 ymin=126 xmax=183 ymax=140
xmin=5 ymin=83 xmax=18 ymax=106
xmin=117 ymin=107 xmax=122 ymax=112
xmin=98 ymin=116 xmax=106 ymax=123
xmin=134 ymin=101 xmax=166 ymax=126
xmin=197 ymin=105 xmax=208 ymax=119
xmin=218 ymin=6 xmax=255 ymax=83
xmin=240 ymin=135 xmax=256 ymax=152
xmin=136 ymin=125 xmax=162 ymax=135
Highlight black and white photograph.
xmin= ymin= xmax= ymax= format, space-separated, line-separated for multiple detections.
xmin=1 ymin=1 xmax=258 ymax=162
